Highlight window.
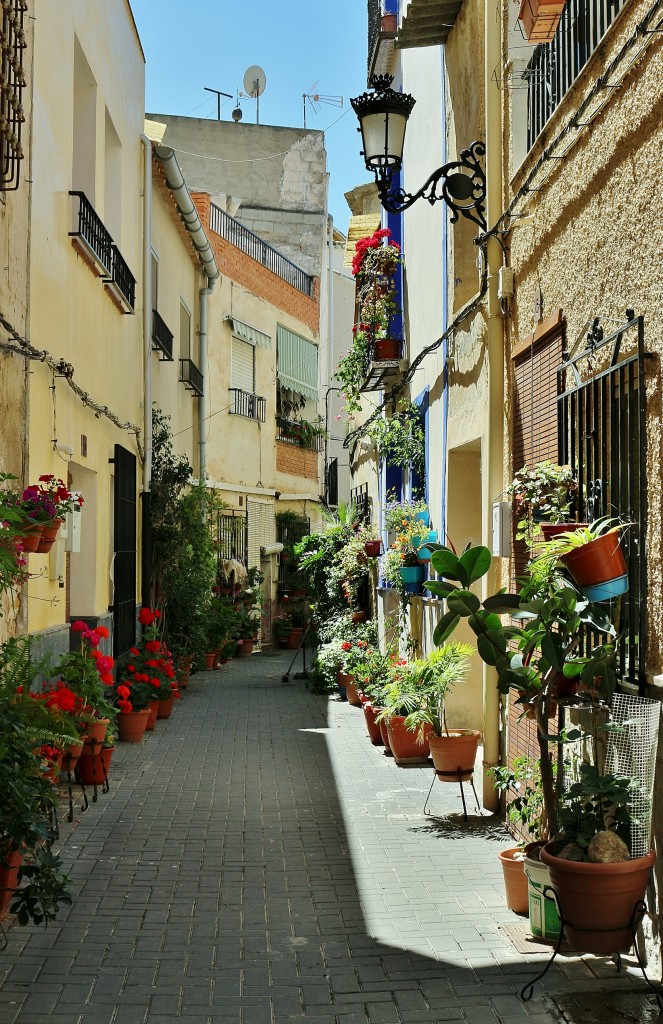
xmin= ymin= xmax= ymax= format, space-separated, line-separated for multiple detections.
xmin=180 ymin=301 xmax=191 ymax=360
xmin=276 ymin=326 xmax=318 ymax=400
xmin=72 ymin=37 xmax=97 ymax=201
xmin=231 ymin=336 xmax=255 ymax=394
xmin=104 ymin=108 xmax=122 ymax=241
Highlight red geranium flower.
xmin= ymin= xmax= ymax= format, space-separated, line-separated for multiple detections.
xmin=71 ymin=620 xmax=87 ymax=632
xmin=138 ymin=607 xmax=154 ymax=626
xmin=116 ymin=684 xmax=131 ymax=699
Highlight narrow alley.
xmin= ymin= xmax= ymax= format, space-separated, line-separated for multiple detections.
xmin=0 ymin=654 xmax=654 ymax=1024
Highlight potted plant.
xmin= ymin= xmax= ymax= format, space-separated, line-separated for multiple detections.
xmin=366 ymin=401 xmax=425 ymax=478
xmin=351 ymin=646 xmax=393 ymax=744
xmin=518 ymin=0 xmax=566 ymax=44
xmin=376 ymin=658 xmax=441 ymax=765
xmin=274 ymin=613 xmax=293 ymax=647
xmin=429 ymin=541 xmax=655 ymax=954
xmin=31 ymin=475 xmax=84 ymax=553
xmin=531 ymin=516 xmax=629 ymax=601
xmin=364 ymin=538 xmax=383 ymax=558
xmin=236 ymin=610 xmax=259 ymax=657
xmin=400 ymin=643 xmax=478 ymax=781
xmin=507 ymin=461 xmax=580 ymax=546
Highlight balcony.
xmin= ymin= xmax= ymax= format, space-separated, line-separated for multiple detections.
xmin=152 ymin=310 xmax=174 ymax=361
xmin=361 ymin=339 xmax=406 ymax=393
xmin=276 ymin=417 xmax=324 ymax=452
xmin=229 ymin=388 xmax=266 ymax=422
xmin=209 ymin=204 xmax=315 ymax=297
xmin=69 ymin=192 xmax=136 ymax=313
xmin=395 ymin=0 xmax=464 ymax=49
xmin=179 ymin=358 xmax=204 ymax=397
xmin=368 ymin=0 xmax=398 ymax=79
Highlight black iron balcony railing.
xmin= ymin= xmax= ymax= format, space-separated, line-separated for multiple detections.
xmin=209 ymin=204 xmax=315 ymax=296
xmin=109 ymin=244 xmax=136 ymax=311
xmin=276 ymin=416 xmax=324 ymax=452
xmin=152 ymin=309 xmax=174 ymax=361
xmin=368 ymin=0 xmax=381 ymax=76
xmin=69 ymin=191 xmax=113 ymax=275
xmin=179 ymin=358 xmax=203 ymax=397
xmin=229 ymin=388 xmax=266 ymax=422
xmin=0 ymin=0 xmax=28 ymax=192
xmin=526 ymin=0 xmax=627 ymax=149
xmin=69 ymin=191 xmax=136 ymax=312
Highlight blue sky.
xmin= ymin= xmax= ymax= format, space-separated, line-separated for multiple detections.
xmin=130 ymin=0 xmax=372 ymax=229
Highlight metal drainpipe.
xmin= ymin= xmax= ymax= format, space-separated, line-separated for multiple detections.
xmin=140 ymin=134 xmax=153 ymax=608
xmin=483 ymin=0 xmax=506 ymax=811
xmin=198 ymin=275 xmax=216 ymax=486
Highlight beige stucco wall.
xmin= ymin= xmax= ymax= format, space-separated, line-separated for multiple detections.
xmin=26 ymin=1 xmax=145 ymax=633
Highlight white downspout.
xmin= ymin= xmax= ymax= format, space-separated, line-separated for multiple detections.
xmin=199 ymin=275 xmax=216 ymax=483
xmin=140 ymin=134 xmax=152 ymax=494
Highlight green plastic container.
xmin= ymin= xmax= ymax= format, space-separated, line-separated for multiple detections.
xmin=525 ymin=852 xmax=562 ymax=940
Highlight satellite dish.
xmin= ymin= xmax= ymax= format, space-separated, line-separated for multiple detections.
xmin=243 ymin=65 xmax=266 ymax=98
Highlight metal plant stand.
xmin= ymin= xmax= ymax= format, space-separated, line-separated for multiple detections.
xmin=62 ymin=764 xmax=88 ymax=823
xmin=520 ymin=888 xmax=663 ymax=1008
xmin=423 ymin=767 xmax=481 ymax=820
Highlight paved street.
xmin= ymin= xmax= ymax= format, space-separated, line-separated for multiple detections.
xmin=0 ymin=652 xmax=653 ymax=1024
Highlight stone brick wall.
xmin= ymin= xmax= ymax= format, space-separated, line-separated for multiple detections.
xmin=192 ymin=193 xmax=319 ymax=333
xmin=275 ymin=442 xmax=318 ymax=479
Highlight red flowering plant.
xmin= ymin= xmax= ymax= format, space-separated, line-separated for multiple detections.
xmin=335 ymin=228 xmax=403 ymax=421
xmin=34 ymin=475 xmax=84 ymax=519
xmin=53 ymin=621 xmax=116 ymax=730
xmin=348 ymin=646 xmax=394 ymax=706
xmin=114 ymin=607 xmax=177 ymax=712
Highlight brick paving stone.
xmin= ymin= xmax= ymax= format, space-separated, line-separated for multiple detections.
xmin=0 ymin=652 xmax=654 ymax=1024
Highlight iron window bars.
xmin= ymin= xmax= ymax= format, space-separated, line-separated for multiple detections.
xmin=179 ymin=357 xmax=203 ymax=397
xmin=0 ymin=0 xmax=27 ymax=191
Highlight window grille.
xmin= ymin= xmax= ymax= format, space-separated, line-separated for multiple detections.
xmin=0 ymin=0 xmax=27 ymax=191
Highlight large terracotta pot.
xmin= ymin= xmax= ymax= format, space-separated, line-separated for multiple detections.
xmin=157 ymin=694 xmax=175 ymax=719
xmin=287 ymin=628 xmax=303 ymax=650
xmin=36 ymin=517 xmax=63 ymax=554
xmin=429 ymin=730 xmax=481 ymax=782
xmin=0 ymin=847 xmax=22 ymax=917
xmin=116 ymin=708 xmax=150 ymax=743
xmin=541 ymin=843 xmax=655 ymax=954
xmin=204 ymin=652 xmax=216 ymax=670
xmin=77 ymin=746 xmax=114 ymax=786
xmin=345 ymin=680 xmax=362 ymax=707
xmin=363 ymin=703 xmax=383 ymax=745
xmin=498 ymin=848 xmax=529 ymax=914
xmin=386 ymin=716 xmax=432 ymax=765
xmin=238 ymin=639 xmax=256 ymax=657
xmin=85 ymin=718 xmax=109 ymax=743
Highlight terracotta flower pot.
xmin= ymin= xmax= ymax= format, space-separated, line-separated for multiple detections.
xmin=61 ymin=741 xmax=84 ymax=773
xmin=386 ymin=717 xmax=432 ymax=765
xmin=498 ymin=847 xmax=529 ymax=914
xmin=0 ymin=847 xmax=22 ymax=917
xmin=540 ymin=522 xmax=588 ymax=542
xmin=364 ymin=540 xmax=383 ymax=558
xmin=373 ymin=337 xmax=401 ymax=361
xmin=541 ymin=843 xmax=655 ymax=955
xmin=518 ymin=0 xmax=565 ymax=43
xmin=378 ymin=715 xmax=392 ymax=754
xmin=428 ymin=730 xmax=481 ymax=782
xmin=351 ymin=610 xmax=366 ymax=625
xmin=35 ymin=517 xmax=63 ymax=554
xmin=146 ymin=701 xmax=160 ymax=730
xmin=157 ymin=695 xmax=175 ymax=719
xmin=86 ymin=718 xmax=109 ymax=743
xmin=287 ymin=628 xmax=303 ymax=650
xmin=345 ymin=680 xmax=362 ymax=706
xmin=77 ymin=746 xmax=114 ymax=786
xmin=363 ymin=703 xmax=383 ymax=744
xmin=19 ymin=522 xmax=43 ymax=552
xmin=561 ymin=530 xmax=628 ymax=590
xmin=238 ymin=639 xmax=255 ymax=657
xmin=204 ymin=652 xmax=216 ymax=670
xmin=117 ymin=708 xmax=150 ymax=743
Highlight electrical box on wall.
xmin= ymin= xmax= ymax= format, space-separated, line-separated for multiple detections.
xmin=498 ymin=266 xmax=514 ymax=299
xmin=492 ymin=501 xmax=512 ymax=558
xmin=64 ymin=495 xmax=82 ymax=553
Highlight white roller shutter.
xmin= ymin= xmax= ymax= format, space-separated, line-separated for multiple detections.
xmin=231 ymin=336 xmax=255 ymax=393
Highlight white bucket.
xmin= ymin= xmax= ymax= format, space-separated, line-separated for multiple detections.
xmin=525 ymin=852 xmax=562 ymax=940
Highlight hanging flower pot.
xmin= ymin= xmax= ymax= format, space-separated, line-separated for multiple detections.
xmin=19 ymin=522 xmax=44 ymax=553
xmin=540 ymin=522 xmax=587 ymax=542
xmin=399 ymin=565 xmax=425 ymax=593
xmin=364 ymin=539 xmax=383 ymax=558
xmin=373 ymin=338 xmax=401 ymax=361
xmin=561 ymin=529 xmax=628 ymax=598
xmin=416 ymin=531 xmax=439 ymax=562
xmin=35 ymin=517 xmax=64 ymax=554
xmin=518 ymin=0 xmax=566 ymax=43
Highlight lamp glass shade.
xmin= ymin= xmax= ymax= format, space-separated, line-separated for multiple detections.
xmin=359 ymin=109 xmax=408 ymax=171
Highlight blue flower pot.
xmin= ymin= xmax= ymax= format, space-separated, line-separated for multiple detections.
xmin=414 ymin=510 xmax=430 ymax=527
xmin=400 ymin=565 xmax=425 ymax=586
xmin=582 ymin=574 xmax=629 ymax=602
xmin=417 ymin=531 xmax=438 ymax=561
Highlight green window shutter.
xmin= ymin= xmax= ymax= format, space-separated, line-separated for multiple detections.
xmin=276 ymin=327 xmax=318 ymax=400
xmin=231 ymin=336 xmax=255 ymax=393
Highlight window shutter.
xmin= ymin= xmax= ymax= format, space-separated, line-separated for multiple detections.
xmin=231 ymin=337 xmax=255 ymax=394
xmin=512 ymin=334 xmax=562 ymax=473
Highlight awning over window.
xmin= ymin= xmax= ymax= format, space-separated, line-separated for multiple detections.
xmin=227 ymin=317 xmax=271 ymax=348
xmin=277 ymin=327 xmax=318 ymax=400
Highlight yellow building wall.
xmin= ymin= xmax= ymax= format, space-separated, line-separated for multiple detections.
xmin=27 ymin=2 xmax=145 ymax=634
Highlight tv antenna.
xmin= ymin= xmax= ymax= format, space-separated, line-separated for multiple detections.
xmin=204 ymin=86 xmax=233 ymax=121
xmin=242 ymin=65 xmax=267 ymax=124
xmin=302 ymin=82 xmax=343 ymax=129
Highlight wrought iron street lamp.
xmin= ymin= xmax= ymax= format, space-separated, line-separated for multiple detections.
xmin=351 ymin=75 xmax=487 ymax=232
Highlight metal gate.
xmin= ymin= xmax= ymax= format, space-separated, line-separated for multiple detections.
xmin=557 ymin=312 xmax=650 ymax=690
xmin=112 ymin=444 xmax=137 ymax=658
